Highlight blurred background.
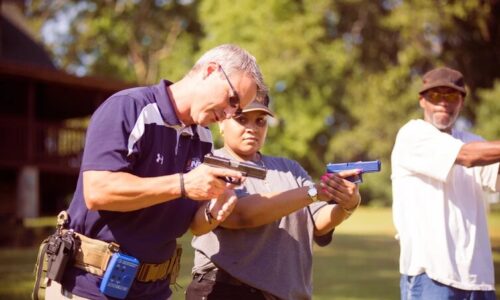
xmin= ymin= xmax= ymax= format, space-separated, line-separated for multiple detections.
xmin=0 ymin=0 xmax=499 ymax=299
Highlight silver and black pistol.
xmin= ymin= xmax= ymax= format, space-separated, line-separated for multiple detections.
xmin=203 ymin=153 xmax=267 ymax=184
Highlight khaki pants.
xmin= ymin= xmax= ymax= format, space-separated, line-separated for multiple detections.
xmin=45 ymin=280 xmax=173 ymax=300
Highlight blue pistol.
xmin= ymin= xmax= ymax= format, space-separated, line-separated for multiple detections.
xmin=326 ymin=160 xmax=381 ymax=183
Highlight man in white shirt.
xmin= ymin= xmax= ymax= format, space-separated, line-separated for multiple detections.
xmin=391 ymin=67 xmax=500 ymax=299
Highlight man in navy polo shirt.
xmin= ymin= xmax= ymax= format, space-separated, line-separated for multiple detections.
xmin=46 ymin=44 xmax=267 ymax=299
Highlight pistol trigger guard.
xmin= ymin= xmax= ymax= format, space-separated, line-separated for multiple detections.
xmin=222 ymin=177 xmax=241 ymax=185
xmin=218 ymin=176 xmax=233 ymax=184
xmin=346 ymin=174 xmax=362 ymax=184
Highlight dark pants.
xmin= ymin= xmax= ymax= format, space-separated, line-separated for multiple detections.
xmin=185 ymin=270 xmax=267 ymax=300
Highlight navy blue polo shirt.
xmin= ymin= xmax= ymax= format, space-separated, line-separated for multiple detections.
xmin=64 ymin=80 xmax=213 ymax=299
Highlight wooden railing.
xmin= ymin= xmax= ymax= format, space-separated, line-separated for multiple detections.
xmin=0 ymin=117 xmax=87 ymax=173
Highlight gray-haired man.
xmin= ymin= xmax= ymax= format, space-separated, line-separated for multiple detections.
xmin=43 ymin=44 xmax=267 ymax=300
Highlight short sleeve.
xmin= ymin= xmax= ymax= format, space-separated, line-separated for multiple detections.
xmin=288 ymin=159 xmax=335 ymax=246
xmin=392 ymin=120 xmax=464 ymax=182
xmin=81 ymin=95 xmax=140 ymax=172
xmin=308 ymin=201 xmax=335 ymax=247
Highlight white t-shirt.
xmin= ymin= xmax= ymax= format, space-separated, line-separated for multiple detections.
xmin=391 ymin=119 xmax=500 ymax=291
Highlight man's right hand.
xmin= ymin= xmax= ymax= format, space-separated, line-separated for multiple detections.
xmin=183 ymin=164 xmax=244 ymax=200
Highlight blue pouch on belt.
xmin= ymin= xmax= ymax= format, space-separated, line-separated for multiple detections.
xmin=99 ymin=252 xmax=139 ymax=299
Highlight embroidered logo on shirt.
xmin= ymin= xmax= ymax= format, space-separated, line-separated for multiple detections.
xmin=186 ymin=157 xmax=202 ymax=171
xmin=156 ymin=153 xmax=164 ymax=165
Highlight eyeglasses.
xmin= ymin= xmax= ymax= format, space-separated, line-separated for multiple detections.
xmin=218 ymin=65 xmax=242 ymax=116
xmin=424 ymin=90 xmax=462 ymax=104
xmin=233 ymin=115 xmax=268 ymax=128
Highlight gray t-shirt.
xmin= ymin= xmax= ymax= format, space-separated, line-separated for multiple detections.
xmin=191 ymin=148 xmax=333 ymax=300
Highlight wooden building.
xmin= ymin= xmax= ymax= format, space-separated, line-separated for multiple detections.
xmin=0 ymin=2 xmax=132 ymax=223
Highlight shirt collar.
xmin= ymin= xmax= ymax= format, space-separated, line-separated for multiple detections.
xmin=155 ymin=79 xmax=182 ymax=127
xmin=155 ymin=80 xmax=197 ymax=137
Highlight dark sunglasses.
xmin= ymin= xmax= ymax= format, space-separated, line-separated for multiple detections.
xmin=218 ymin=65 xmax=242 ymax=116
xmin=424 ymin=90 xmax=462 ymax=104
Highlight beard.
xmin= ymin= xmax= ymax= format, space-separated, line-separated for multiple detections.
xmin=429 ymin=111 xmax=459 ymax=132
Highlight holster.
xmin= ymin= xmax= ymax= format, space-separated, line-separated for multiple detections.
xmin=32 ymin=211 xmax=183 ymax=299
xmin=32 ymin=238 xmax=49 ymax=300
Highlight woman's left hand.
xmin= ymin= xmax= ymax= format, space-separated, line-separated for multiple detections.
xmin=208 ymin=189 xmax=238 ymax=223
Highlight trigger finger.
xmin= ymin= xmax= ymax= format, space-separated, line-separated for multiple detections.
xmin=337 ymin=169 xmax=361 ymax=179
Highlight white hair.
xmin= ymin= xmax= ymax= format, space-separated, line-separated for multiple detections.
xmin=191 ymin=44 xmax=268 ymax=102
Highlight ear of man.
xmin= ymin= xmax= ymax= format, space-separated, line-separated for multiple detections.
xmin=203 ymin=62 xmax=219 ymax=79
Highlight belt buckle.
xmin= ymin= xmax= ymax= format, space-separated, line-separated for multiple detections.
xmin=107 ymin=242 xmax=120 ymax=253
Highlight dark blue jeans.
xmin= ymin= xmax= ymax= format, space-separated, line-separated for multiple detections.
xmin=185 ymin=274 xmax=267 ymax=300
xmin=401 ymin=273 xmax=496 ymax=300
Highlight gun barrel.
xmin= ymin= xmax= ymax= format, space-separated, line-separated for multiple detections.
xmin=325 ymin=160 xmax=381 ymax=183
xmin=203 ymin=154 xmax=267 ymax=180
xmin=326 ymin=160 xmax=381 ymax=173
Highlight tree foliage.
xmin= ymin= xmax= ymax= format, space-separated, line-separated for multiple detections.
xmin=26 ymin=0 xmax=202 ymax=83
xmin=476 ymin=81 xmax=500 ymax=140
xmin=24 ymin=0 xmax=500 ymax=206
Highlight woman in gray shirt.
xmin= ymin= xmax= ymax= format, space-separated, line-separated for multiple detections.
xmin=186 ymin=97 xmax=361 ymax=300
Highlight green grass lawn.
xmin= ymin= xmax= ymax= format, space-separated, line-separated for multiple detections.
xmin=1 ymin=207 xmax=499 ymax=300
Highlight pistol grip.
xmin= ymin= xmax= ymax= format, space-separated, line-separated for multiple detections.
xmin=218 ymin=176 xmax=242 ymax=185
xmin=346 ymin=174 xmax=362 ymax=184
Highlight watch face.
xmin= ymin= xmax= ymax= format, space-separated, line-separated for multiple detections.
xmin=308 ymin=185 xmax=318 ymax=200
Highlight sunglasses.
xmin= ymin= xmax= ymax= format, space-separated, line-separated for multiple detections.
xmin=218 ymin=65 xmax=242 ymax=116
xmin=424 ymin=90 xmax=462 ymax=104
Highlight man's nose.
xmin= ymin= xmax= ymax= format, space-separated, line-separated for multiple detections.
xmin=436 ymin=98 xmax=450 ymax=106
xmin=223 ymin=106 xmax=237 ymax=118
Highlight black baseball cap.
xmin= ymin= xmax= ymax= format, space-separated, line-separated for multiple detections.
xmin=241 ymin=95 xmax=274 ymax=117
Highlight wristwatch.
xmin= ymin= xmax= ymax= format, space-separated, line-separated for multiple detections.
xmin=307 ymin=184 xmax=319 ymax=202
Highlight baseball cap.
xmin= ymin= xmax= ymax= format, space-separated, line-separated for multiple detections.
xmin=419 ymin=67 xmax=467 ymax=96
xmin=241 ymin=95 xmax=274 ymax=117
